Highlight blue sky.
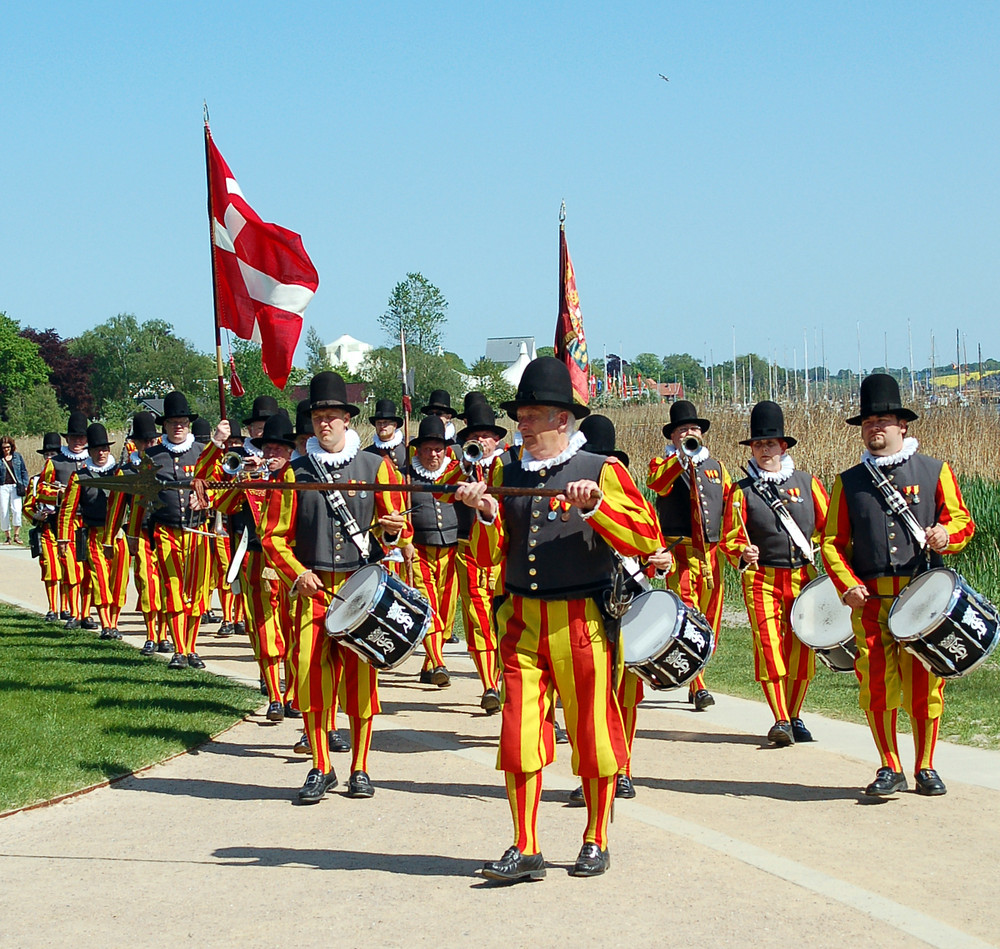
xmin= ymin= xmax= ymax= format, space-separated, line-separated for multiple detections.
xmin=2 ymin=2 xmax=997 ymax=375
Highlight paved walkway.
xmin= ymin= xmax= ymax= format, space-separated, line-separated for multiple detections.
xmin=1 ymin=544 xmax=998 ymax=948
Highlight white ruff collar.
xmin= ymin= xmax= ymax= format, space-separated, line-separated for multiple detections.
xmin=307 ymin=429 xmax=360 ymax=467
xmin=749 ymin=454 xmax=795 ymax=483
xmin=412 ymin=457 xmax=453 ymax=481
xmin=484 ymin=447 xmax=504 ymax=465
xmin=161 ymin=433 xmax=195 ymax=454
xmin=243 ymin=436 xmax=263 ymax=457
xmin=663 ymin=444 xmax=710 ymax=466
xmin=444 ymin=420 xmax=456 ymax=441
xmin=521 ymin=430 xmax=587 ymax=472
xmin=61 ymin=445 xmax=89 ymax=462
xmin=374 ymin=429 xmax=403 ymax=450
xmin=86 ymin=456 xmax=118 ymax=474
xmin=863 ymin=436 xmax=919 ymax=468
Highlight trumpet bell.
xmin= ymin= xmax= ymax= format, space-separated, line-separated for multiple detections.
xmin=221 ymin=451 xmax=246 ymax=476
xmin=680 ymin=433 xmax=704 ymax=456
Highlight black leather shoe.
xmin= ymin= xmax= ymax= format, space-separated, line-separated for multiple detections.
xmin=431 ymin=666 xmax=451 ymax=687
xmin=81 ymin=618 xmax=99 ymax=631
xmin=217 ymin=622 xmax=234 ymax=638
xmin=915 ymin=769 xmax=947 ymax=796
xmin=99 ymin=627 xmax=114 ymax=640
xmin=234 ymin=621 xmax=246 ymax=636
xmin=157 ymin=640 xmax=173 ymax=653
xmin=445 ymin=633 xmax=459 ymax=644
xmin=284 ymin=702 xmax=302 ymax=720
xmin=865 ymin=767 xmax=908 ymax=797
xmin=346 ymin=770 xmax=375 ymax=798
xmin=60 ymin=610 xmax=71 ymax=620
xmin=64 ymin=618 xmax=80 ymax=630
xmin=187 ymin=653 xmax=206 ymax=670
xmin=45 ymin=611 xmax=58 ymax=623
xmin=110 ymin=628 xmax=122 ymax=640
xmin=554 ymin=721 xmax=570 ymax=744
xmin=615 ymin=775 xmax=636 ymax=799
xmin=167 ymin=652 xmax=189 ymax=670
xmin=140 ymin=640 xmax=156 ymax=656
xmin=791 ymin=717 xmax=814 ymax=742
xmin=767 ymin=720 xmax=794 ymax=747
xmin=293 ymin=732 xmax=310 ymax=755
xmin=328 ymin=730 xmax=351 ymax=753
xmin=266 ymin=701 xmax=285 ymax=722
xmin=201 ymin=611 xmax=221 ymax=625
xmin=297 ymin=768 xmax=338 ymax=803
xmin=481 ymin=846 xmax=546 ymax=883
xmin=693 ymin=689 xmax=715 ymax=711
xmin=481 ymin=689 xmax=501 ymax=714
xmin=419 ymin=669 xmax=433 ymax=684
xmin=567 ymin=786 xmax=585 ymax=807
xmin=569 ymin=843 xmax=610 ymax=877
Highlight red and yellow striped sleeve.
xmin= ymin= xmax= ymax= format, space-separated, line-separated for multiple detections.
xmin=259 ymin=467 xmax=303 ymax=589
xmin=468 ymin=460 xmax=506 ymax=567
xmin=192 ymin=441 xmax=223 ymax=480
xmin=584 ymin=458 xmax=664 ymax=558
xmin=647 ymin=452 xmax=684 ymax=496
xmin=57 ymin=473 xmax=81 ymax=542
xmin=36 ymin=459 xmax=60 ymax=505
xmin=102 ymin=469 xmax=129 ymax=545
xmin=820 ymin=474 xmax=860 ymax=595
xmin=374 ymin=456 xmax=412 ymax=546
xmin=21 ymin=476 xmax=40 ymax=522
xmin=936 ymin=462 xmax=974 ymax=553
xmin=719 ymin=481 xmax=749 ymax=567
xmin=810 ymin=475 xmax=830 ymax=545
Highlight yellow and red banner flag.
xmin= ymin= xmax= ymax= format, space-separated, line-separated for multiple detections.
xmin=555 ymin=224 xmax=590 ymax=405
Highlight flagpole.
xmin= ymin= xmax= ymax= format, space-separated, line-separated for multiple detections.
xmin=203 ymin=102 xmax=227 ymax=419
xmin=399 ymin=326 xmax=413 ymax=584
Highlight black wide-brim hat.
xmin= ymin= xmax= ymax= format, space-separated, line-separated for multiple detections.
xmin=243 ymin=395 xmax=280 ymax=426
xmin=847 ymin=373 xmax=919 ymax=426
xmin=369 ymin=398 xmax=403 ymax=426
xmin=410 ymin=414 xmax=449 ymax=447
xmin=192 ymin=418 xmax=212 ymax=443
xmin=295 ymin=399 xmax=314 ymax=437
xmin=309 ymin=371 xmax=359 ymax=417
xmin=38 ymin=432 xmax=61 ymax=454
xmin=456 ymin=391 xmax=489 ymax=421
xmin=63 ymin=410 xmax=89 ymax=438
xmin=251 ymin=413 xmax=297 ymax=450
xmin=86 ymin=422 xmax=114 ymax=449
xmin=662 ymin=400 xmax=710 ymax=438
xmin=420 ymin=389 xmax=454 ymax=416
xmin=156 ymin=391 xmax=199 ymax=423
xmin=130 ymin=411 xmax=159 ymax=442
xmin=739 ymin=400 xmax=797 ymax=448
xmin=579 ymin=414 xmax=629 ymax=467
xmin=499 ymin=356 xmax=591 ymax=420
xmin=456 ymin=403 xmax=507 ymax=443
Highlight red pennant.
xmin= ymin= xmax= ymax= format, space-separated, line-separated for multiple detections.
xmin=229 ymin=357 xmax=245 ymax=398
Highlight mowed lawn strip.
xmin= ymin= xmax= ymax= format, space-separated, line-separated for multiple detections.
xmin=0 ymin=604 xmax=262 ymax=812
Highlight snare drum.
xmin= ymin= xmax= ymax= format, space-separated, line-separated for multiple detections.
xmin=621 ymin=589 xmax=714 ymax=690
xmin=888 ymin=568 xmax=1000 ymax=679
xmin=790 ymin=574 xmax=857 ymax=673
xmin=325 ymin=564 xmax=432 ymax=670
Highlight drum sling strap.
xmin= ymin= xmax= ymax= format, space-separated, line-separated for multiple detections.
xmin=743 ymin=466 xmax=815 ymax=563
xmin=863 ymin=459 xmax=928 ymax=551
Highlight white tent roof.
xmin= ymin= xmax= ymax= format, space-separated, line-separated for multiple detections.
xmin=501 ymin=341 xmax=532 ymax=386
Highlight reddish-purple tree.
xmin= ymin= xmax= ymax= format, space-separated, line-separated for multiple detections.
xmin=20 ymin=327 xmax=96 ymax=415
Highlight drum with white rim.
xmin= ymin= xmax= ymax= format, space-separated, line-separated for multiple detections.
xmin=620 ymin=589 xmax=715 ymax=691
xmin=324 ymin=564 xmax=432 ymax=669
xmin=888 ymin=568 xmax=1000 ymax=679
xmin=790 ymin=574 xmax=857 ymax=673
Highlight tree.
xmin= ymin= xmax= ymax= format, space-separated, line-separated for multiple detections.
xmin=305 ymin=326 xmax=333 ymax=374
xmin=0 ymin=312 xmax=52 ymax=422
xmin=377 ymin=273 xmax=448 ymax=352
xmin=3 ymin=383 xmax=65 ymax=436
xmin=359 ymin=346 xmax=462 ymax=410
xmin=69 ymin=313 xmax=214 ymax=413
xmin=661 ymin=353 xmax=706 ymax=394
xmin=631 ymin=352 xmax=663 ymax=379
xmin=224 ymin=338 xmax=298 ymax=425
xmin=467 ymin=357 xmax=516 ymax=407
xmin=535 ymin=345 xmax=555 ymax=359
xmin=20 ymin=327 xmax=96 ymax=414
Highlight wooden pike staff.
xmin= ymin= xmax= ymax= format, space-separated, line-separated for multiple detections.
xmin=203 ymin=101 xmax=228 ymax=420
xmin=399 ymin=325 xmax=415 ymax=584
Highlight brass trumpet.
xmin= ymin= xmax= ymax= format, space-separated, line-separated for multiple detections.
xmin=680 ymin=432 xmax=704 ymax=457
xmin=221 ymin=451 xmax=269 ymax=478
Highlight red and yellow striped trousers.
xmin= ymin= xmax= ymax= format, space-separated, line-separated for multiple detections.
xmin=38 ymin=525 xmax=62 ymax=583
xmin=86 ymin=528 xmax=130 ymax=624
xmin=497 ymin=594 xmax=626 ymax=778
xmin=740 ymin=564 xmax=816 ymax=683
xmin=616 ymin=669 xmax=643 ymax=777
xmin=852 ymin=576 xmax=944 ymax=719
xmin=666 ymin=541 xmax=724 ymax=692
xmin=132 ymin=530 xmax=162 ymax=617
xmin=153 ymin=523 xmax=211 ymax=615
xmin=412 ymin=544 xmax=459 ymax=670
xmin=240 ymin=550 xmax=290 ymax=703
xmin=457 ymin=542 xmax=500 ymax=691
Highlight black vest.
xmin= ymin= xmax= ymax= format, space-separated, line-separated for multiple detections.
xmin=503 ymin=449 xmax=614 ymax=601
xmin=406 ymin=466 xmax=458 ymax=547
xmin=738 ymin=469 xmax=817 ymax=569
xmin=290 ymin=449 xmax=382 ymax=573
xmin=654 ymin=455 xmax=726 ymax=543
xmin=76 ymin=465 xmax=120 ymax=528
xmin=364 ymin=441 xmax=406 ymax=471
xmin=50 ymin=452 xmax=88 ymax=509
xmin=839 ymin=453 xmax=944 ymax=580
xmin=146 ymin=441 xmax=206 ymax=528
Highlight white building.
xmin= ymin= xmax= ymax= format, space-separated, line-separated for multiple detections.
xmin=484 ymin=336 xmax=537 ymax=367
xmin=501 ymin=341 xmax=533 ymax=387
xmin=323 ymin=334 xmax=374 ymax=375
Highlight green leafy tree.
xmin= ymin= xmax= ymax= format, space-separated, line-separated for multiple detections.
xmin=305 ymin=326 xmax=333 ymax=374
xmin=535 ymin=345 xmax=555 ymax=359
xmin=0 ymin=312 xmax=52 ymax=422
xmin=661 ymin=353 xmax=706 ymax=394
xmin=378 ymin=273 xmax=448 ymax=352
xmin=69 ymin=313 xmax=214 ymax=412
xmin=359 ymin=346 xmax=462 ymax=410
xmin=631 ymin=352 xmax=663 ymax=380
xmin=224 ymin=339 xmax=298 ymax=425
xmin=2 ymin=383 xmax=65 ymax=435
xmin=467 ymin=357 xmax=516 ymax=407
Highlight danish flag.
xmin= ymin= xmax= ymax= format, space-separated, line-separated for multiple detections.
xmin=207 ymin=131 xmax=319 ymax=388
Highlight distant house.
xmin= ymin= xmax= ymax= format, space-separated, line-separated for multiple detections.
xmin=485 ymin=336 xmax=537 ymax=367
xmin=324 ymin=334 xmax=374 ymax=375
xmin=643 ymin=380 xmax=685 ymax=401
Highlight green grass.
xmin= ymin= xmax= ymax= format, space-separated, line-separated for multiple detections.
xmin=708 ymin=620 xmax=1000 ymax=749
xmin=0 ymin=604 xmax=262 ymax=812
